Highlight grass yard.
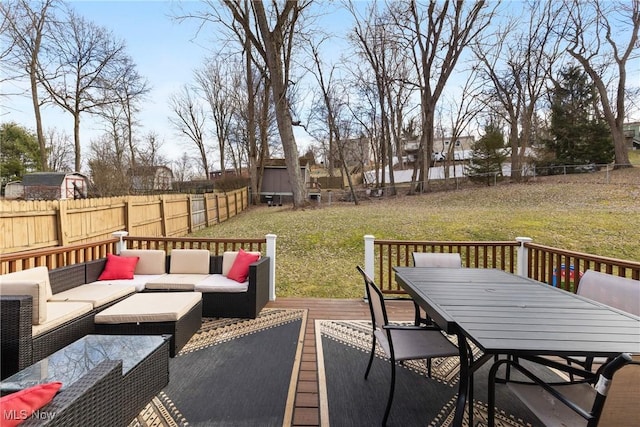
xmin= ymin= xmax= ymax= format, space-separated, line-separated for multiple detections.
xmin=191 ymin=163 xmax=640 ymax=298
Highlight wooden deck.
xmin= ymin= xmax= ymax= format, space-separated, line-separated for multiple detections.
xmin=265 ymin=297 xmax=415 ymax=426
xmin=268 ymin=298 xmax=640 ymax=427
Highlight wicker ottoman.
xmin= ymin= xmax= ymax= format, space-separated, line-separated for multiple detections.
xmin=94 ymin=292 xmax=202 ymax=357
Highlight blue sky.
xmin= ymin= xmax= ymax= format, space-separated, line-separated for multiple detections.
xmin=4 ymin=0 xmax=347 ymax=169
xmin=4 ymin=1 xmax=214 ymax=165
xmin=3 ymin=1 xmax=638 ymax=171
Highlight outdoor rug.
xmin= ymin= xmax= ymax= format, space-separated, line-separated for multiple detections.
xmin=317 ymin=320 xmax=567 ymax=427
xmin=130 ymin=308 xmax=307 ymax=427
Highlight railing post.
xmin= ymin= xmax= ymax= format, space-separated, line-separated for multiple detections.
xmin=266 ymin=234 xmax=277 ymax=301
xmin=516 ymin=236 xmax=532 ymax=277
xmin=364 ymin=235 xmax=375 ymax=278
xmin=112 ymin=230 xmax=129 ymax=254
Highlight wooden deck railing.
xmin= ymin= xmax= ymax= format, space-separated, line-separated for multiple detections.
xmin=370 ymin=239 xmax=519 ymax=294
xmin=123 ymin=236 xmax=267 ymax=255
xmin=0 ymin=238 xmax=120 ymax=274
xmin=364 ymin=236 xmax=640 ymax=295
xmin=0 ymin=235 xmax=271 ymax=275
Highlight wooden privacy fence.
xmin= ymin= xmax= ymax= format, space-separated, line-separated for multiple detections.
xmin=364 ymin=236 xmax=640 ymax=296
xmin=0 ymin=188 xmax=249 ymax=254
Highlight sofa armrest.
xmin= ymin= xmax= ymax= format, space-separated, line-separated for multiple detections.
xmin=49 ymin=264 xmax=86 ymax=294
xmin=248 ymin=257 xmax=270 ymax=308
xmin=1 ymin=296 xmax=34 ymax=379
xmin=21 ymin=360 xmax=125 ymax=426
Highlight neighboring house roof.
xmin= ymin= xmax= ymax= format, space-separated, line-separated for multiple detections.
xmin=22 ymin=172 xmax=86 ymax=186
xmin=127 ymin=165 xmax=173 ymax=177
xmin=264 ymin=159 xmax=309 ymax=168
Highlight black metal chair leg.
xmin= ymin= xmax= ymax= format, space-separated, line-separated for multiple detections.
xmin=365 ymin=335 xmax=377 ymax=379
xmin=383 ymin=360 xmax=396 ymax=426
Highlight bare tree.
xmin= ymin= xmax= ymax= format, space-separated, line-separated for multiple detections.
xmin=194 ymin=59 xmax=239 ymax=172
xmin=305 ymin=39 xmax=360 ymax=204
xmin=87 ymin=135 xmax=130 ymax=196
xmin=169 ymin=84 xmax=210 ymax=178
xmin=38 ymin=6 xmax=128 ymax=171
xmin=1 ymin=0 xmax=58 ymax=169
xmin=44 ymin=127 xmax=73 ymax=171
xmin=347 ymin=3 xmax=402 ymax=195
xmin=104 ymin=55 xmax=150 ymax=169
xmin=222 ymin=0 xmax=312 ymax=208
xmin=395 ymin=0 xmax=495 ymax=193
xmin=562 ymin=0 xmax=639 ymax=168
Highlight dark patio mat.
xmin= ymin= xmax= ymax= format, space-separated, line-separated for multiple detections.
xmin=316 ymin=320 xmax=567 ymax=427
xmin=131 ymin=308 xmax=307 ymax=427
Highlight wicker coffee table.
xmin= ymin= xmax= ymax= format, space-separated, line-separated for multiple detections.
xmin=1 ymin=334 xmax=170 ymax=424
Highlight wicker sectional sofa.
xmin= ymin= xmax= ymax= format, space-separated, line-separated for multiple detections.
xmin=1 ymin=249 xmax=270 ymax=379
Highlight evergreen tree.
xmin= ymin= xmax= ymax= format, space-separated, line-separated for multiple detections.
xmin=545 ymin=66 xmax=614 ymax=168
xmin=466 ymin=123 xmax=507 ymax=186
xmin=0 ymin=122 xmax=41 ymax=186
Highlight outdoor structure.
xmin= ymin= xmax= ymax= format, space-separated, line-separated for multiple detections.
xmin=623 ymin=121 xmax=640 ymax=149
xmin=22 ymin=172 xmax=88 ymax=200
xmin=2 ymin=181 xmax=24 ymax=200
xmin=404 ymin=135 xmax=475 ymax=163
xmin=260 ymin=159 xmax=320 ymax=203
xmin=127 ymin=166 xmax=173 ymax=192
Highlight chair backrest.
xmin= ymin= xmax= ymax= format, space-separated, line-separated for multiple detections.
xmin=577 ymin=270 xmax=640 ymax=316
xmin=412 ymin=252 xmax=462 ymax=268
xmin=356 ymin=266 xmax=389 ymax=332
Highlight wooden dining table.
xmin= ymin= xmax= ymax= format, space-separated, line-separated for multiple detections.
xmin=393 ymin=267 xmax=640 ymax=427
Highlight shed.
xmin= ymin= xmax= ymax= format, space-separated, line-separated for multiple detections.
xmin=260 ymin=159 xmax=319 ymax=203
xmin=127 ymin=166 xmax=173 ymax=192
xmin=3 ymin=181 xmax=24 ymax=200
xmin=22 ymin=172 xmax=88 ymax=200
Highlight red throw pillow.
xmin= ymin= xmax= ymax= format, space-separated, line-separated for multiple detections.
xmin=227 ymin=249 xmax=260 ymax=283
xmin=0 ymin=382 xmax=62 ymax=427
xmin=98 ymin=253 xmax=140 ymax=280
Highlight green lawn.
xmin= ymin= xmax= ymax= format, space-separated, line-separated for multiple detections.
xmin=191 ymin=165 xmax=640 ymax=298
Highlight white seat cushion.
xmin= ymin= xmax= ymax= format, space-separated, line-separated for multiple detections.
xmin=195 ymin=274 xmax=249 ymax=293
xmin=169 ymin=249 xmax=210 ymax=274
xmin=32 ymin=301 xmax=93 ymax=336
xmin=120 ymin=249 xmax=166 ymax=275
xmin=49 ymin=283 xmax=135 ymax=308
xmin=144 ymin=274 xmax=210 ymax=291
xmin=95 ymin=292 xmax=202 ymax=324
xmin=93 ymin=274 xmax=165 ymax=292
xmin=0 ymin=280 xmax=48 ymax=325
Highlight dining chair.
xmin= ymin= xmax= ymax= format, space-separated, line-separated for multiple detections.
xmin=411 ymin=252 xmax=462 ymax=326
xmin=567 ymin=270 xmax=640 ymax=375
xmin=356 ymin=266 xmax=459 ymax=426
xmin=487 ymin=353 xmax=633 ymax=427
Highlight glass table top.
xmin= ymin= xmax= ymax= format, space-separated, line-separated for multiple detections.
xmin=1 ymin=335 xmax=167 ymax=392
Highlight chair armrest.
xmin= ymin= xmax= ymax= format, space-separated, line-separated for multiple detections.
xmin=21 ymin=360 xmax=125 ymax=426
xmin=1 ymin=295 xmax=34 ymax=379
xmin=383 ymin=324 xmax=443 ymax=332
xmin=248 ymin=256 xmax=270 ymax=315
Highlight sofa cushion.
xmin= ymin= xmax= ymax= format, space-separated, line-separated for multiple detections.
xmin=0 ymin=279 xmax=48 ymax=325
xmin=98 ymin=254 xmax=139 ymax=280
xmin=95 ymin=292 xmax=202 ymax=323
xmin=169 ymin=249 xmax=210 ymax=274
xmin=120 ymin=249 xmax=166 ymax=275
xmin=222 ymin=251 xmax=261 ymax=277
xmin=227 ymin=249 xmax=261 ymax=283
xmin=0 ymin=381 xmax=62 ymax=427
xmin=144 ymin=274 xmax=209 ymax=291
xmin=48 ymin=283 xmax=135 ymax=308
xmin=0 ymin=266 xmax=52 ymax=300
xmin=32 ymin=301 xmax=93 ymax=337
xmin=195 ymin=274 xmax=249 ymax=293
xmin=93 ymin=275 xmax=165 ymax=292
